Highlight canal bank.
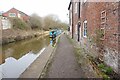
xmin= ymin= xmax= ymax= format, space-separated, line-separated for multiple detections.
xmin=19 ymin=33 xmax=62 ymax=78
xmin=1 ymin=29 xmax=49 ymax=45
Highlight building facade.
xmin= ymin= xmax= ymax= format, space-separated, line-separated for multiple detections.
xmin=68 ymin=0 xmax=119 ymax=73
xmin=0 ymin=14 xmax=11 ymax=30
xmin=0 ymin=8 xmax=30 ymax=30
xmin=1 ymin=17 xmax=11 ymax=30
xmin=68 ymin=1 xmax=81 ymax=41
xmin=2 ymin=8 xmax=30 ymax=22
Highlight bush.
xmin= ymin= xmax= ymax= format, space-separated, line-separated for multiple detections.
xmin=98 ymin=63 xmax=113 ymax=75
xmin=98 ymin=63 xmax=105 ymax=69
xmin=105 ymin=67 xmax=113 ymax=75
xmin=9 ymin=18 xmax=29 ymax=30
xmin=103 ymin=74 xmax=110 ymax=80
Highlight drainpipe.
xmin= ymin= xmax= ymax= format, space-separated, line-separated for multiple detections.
xmin=72 ymin=2 xmax=74 ymax=39
xmin=78 ymin=21 xmax=81 ymax=42
xmin=77 ymin=1 xmax=81 ymax=41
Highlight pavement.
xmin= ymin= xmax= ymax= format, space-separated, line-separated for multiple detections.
xmin=45 ymin=34 xmax=85 ymax=78
xmin=19 ymin=44 xmax=54 ymax=78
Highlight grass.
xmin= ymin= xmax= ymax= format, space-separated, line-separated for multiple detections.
xmin=98 ymin=63 xmax=113 ymax=75
xmin=66 ymin=34 xmax=73 ymax=44
xmin=66 ymin=34 xmax=112 ymax=78
xmin=57 ymin=36 xmax=60 ymax=44
xmin=66 ymin=34 xmax=84 ymax=64
xmin=66 ymin=34 xmax=87 ymax=68
xmin=66 ymin=33 xmax=117 ymax=79
xmin=74 ymin=47 xmax=84 ymax=64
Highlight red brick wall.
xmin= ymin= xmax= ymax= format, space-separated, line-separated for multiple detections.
xmin=80 ymin=2 xmax=119 ymax=72
xmin=104 ymin=2 xmax=119 ymax=51
xmin=69 ymin=1 xmax=119 ymax=72
xmin=22 ymin=15 xmax=30 ymax=22
xmin=80 ymin=2 xmax=119 ymax=51
xmin=81 ymin=2 xmax=104 ymax=37
xmin=3 ymin=8 xmax=19 ymax=17
xmin=3 ymin=8 xmax=29 ymax=22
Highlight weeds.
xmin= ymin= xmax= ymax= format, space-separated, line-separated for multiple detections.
xmin=10 ymin=18 xmax=29 ymax=30
xmin=98 ymin=63 xmax=113 ymax=75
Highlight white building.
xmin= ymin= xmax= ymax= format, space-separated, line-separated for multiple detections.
xmin=0 ymin=17 xmax=11 ymax=30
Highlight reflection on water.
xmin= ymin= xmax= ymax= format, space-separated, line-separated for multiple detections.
xmin=1 ymin=48 xmax=45 ymax=78
xmin=50 ymin=38 xmax=56 ymax=47
xmin=2 ymin=35 xmax=50 ymax=61
xmin=0 ymin=35 xmax=50 ymax=78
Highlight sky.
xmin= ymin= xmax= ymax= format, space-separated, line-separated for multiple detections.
xmin=0 ymin=0 xmax=70 ymax=23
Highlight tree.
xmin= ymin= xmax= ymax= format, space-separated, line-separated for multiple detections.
xmin=43 ymin=14 xmax=68 ymax=30
xmin=29 ymin=13 xmax=42 ymax=29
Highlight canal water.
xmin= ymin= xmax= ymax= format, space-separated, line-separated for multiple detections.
xmin=0 ymin=35 xmax=51 ymax=78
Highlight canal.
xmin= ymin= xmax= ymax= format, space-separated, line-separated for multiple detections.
xmin=0 ymin=35 xmax=50 ymax=78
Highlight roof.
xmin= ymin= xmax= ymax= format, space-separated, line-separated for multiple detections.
xmin=3 ymin=8 xmax=29 ymax=17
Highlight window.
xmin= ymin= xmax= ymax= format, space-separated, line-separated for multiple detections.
xmin=83 ymin=20 xmax=87 ymax=37
xmin=101 ymin=10 xmax=106 ymax=24
xmin=9 ymin=13 xmax=16 ymax=17
xmin=100 ymin=28 xmax=105 ymax=40
xmin=100 ymin=10 xmax=106 ymax=40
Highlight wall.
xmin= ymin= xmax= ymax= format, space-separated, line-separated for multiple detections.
xmin=80 ymin=2 xmax=119 ymax=73
xmin=3 ymin=8 xmax=19 ymax=18
xmin=1 ymin=17 xmax=11 ymax=30
xmin=3 ymin=8 xmax=29 ymax=22
xmin=68 ymin=1 xmax=119 ymax=72
xmin=103 ymin=2 xmax=119 ymax=73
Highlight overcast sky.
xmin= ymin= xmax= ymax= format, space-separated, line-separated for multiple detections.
xmin=0 ymin=0 xmax=70 ymax=23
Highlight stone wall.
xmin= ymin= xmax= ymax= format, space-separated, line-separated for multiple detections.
xmin=103 ymin=47 xmax=118 ymax=73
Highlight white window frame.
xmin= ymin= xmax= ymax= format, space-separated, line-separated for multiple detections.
xmin=9 ymin=13 xmax=16 ymax=17
xmin=83 ymin=20 xmax=87 ymax=38
xmin=101 ymin=10 xmax=106 ymax=24
xmin=84 ymin=0 xmax=87 ymax=3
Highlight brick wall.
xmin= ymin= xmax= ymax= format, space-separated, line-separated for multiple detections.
xmin=3 ymin=8 xmax=29 ymax=22
xmin=3 ymin=8 xmax=19 ymax=18
xmin=68 ymin=1 xmax=119 ymax=72
xmin=80 ymin=2 xmax=119 ymax=73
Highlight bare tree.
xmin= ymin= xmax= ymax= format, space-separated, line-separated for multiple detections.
xmin=43 ymin=14 xmax=67 ymax=30
xmin=29 ymin=13 xmax=42 ymax=29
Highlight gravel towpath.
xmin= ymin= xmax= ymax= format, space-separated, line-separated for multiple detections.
xmin=46 ymin=34 xmax=85 ymax=78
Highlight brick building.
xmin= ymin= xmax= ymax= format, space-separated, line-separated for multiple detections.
xmin=2 ymin=8 xmax=30 ymax=22
xmin=68 ymin=1 xmax=81 ymax=41
xmin=68 ymin=0 xmax=119 ymax=73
